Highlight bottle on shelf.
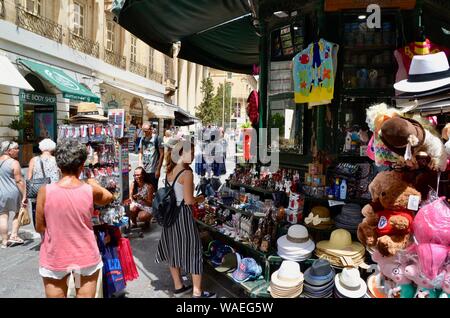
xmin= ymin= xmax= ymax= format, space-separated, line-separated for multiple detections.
xmin=334 ymin=178 xmax=340 ymax=199
xmin=340 ymin=179 xmax=347 ymax=200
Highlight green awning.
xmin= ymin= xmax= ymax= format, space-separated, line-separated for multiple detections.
xmin=115 ymin=0 xmax=260 ymax=74
xmin=18 ymin=59 xmax=100 ymax=103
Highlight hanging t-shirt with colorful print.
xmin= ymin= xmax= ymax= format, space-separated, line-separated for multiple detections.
xmin=293 ymin=39 xmax=337 ymax=104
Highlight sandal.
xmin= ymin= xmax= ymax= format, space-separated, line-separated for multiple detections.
xmin=1 ymin=243 xmax=8 ymax=249
xmin=8 ymin=236 xmax=24 ymax=245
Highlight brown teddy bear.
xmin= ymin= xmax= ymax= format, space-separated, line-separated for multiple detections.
xmin=357 ymin=170 xmax=421 ymax=256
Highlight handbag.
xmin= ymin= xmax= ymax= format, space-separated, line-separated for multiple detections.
xmin=26 ymin=157 xmax=51 ymax=199
xmin=18 ymin=206 xmax=31 ymax=226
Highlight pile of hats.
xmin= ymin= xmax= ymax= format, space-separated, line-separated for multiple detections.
xmin=366 ymin=273 xmax=388 ymax=298
xmin=207 ymin=240 xmax=242 ymax=274
xmin=304 ymin=206 xmax=334 ymax=230
xmin=315 ymin=229 xmax=366 ymax=268
xmin=334 ymin=204 xmax=363 ymax=234
xmin=277 ymin=225 xmax=315 ymax=261
xmin=269 ymin=260 xmax=304 ymax=298
xmin=334 ymin=267 xmax=368 ymax=298
xmin=302 ymin=259 xmax=335 ymax=298
xmin=232 ymin=257 xmax=263 ymax=283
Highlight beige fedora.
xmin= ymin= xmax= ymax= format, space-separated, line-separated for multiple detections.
xmin=316 ymin=229 xmax=365 ymax=256
xmin=270 ymin=260 xmax=304 ymax=289
xmin=70 ymin=102 xmax=108 ymax=122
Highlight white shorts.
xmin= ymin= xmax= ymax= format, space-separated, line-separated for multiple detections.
xmin=39 ymin=261 xmax=103 ymax=280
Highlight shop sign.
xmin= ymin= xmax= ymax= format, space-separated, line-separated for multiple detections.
xmin=324 ymin=0 xmax=416 ymax=11
xmin=20 ymin=91 xmax=56 ymax=105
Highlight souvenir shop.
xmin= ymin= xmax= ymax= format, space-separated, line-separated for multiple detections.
xmin=58 ymin=103 xmax=139 ymax=297
xmin=192 ymin=1 xmax=450 ymax=298
xmin=114 ymin=0 xmax=450 ymax=299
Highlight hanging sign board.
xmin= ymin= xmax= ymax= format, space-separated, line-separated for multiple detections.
xmin=324 ymin=0 xmax=416 ymax=11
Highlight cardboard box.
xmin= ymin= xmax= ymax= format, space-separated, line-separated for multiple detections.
xmin=308 ymin=163 xmax=323 ymax=175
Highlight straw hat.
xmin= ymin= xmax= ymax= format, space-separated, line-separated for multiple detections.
xmin=69 ymin=102 xmax=108 ymax=122
xmin=334 ymin=267 xmax=367 ymax=298
xmin=271 ymin=261 xmax=304 ymax=289
xmin=304 ymin=206 xmax=334 ymax=230
xmin=316 ymin=229 xmax=365 ymax=256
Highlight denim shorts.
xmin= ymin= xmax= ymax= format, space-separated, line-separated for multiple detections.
xmin=39 ymin=261 xmax=103 ymax=280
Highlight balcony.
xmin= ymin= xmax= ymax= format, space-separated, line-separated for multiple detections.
xmin=165 ymin=77 xmax=177 ymax=95
xmin=104 ymin=49 xmax=126 ymax=70
xmin=15 ymin=5 xmax=62 ymax=43
xmin=148 ymin=69 xmax=163 ymax=84
xmin=130 ymin=61 xmax=147 ymax=78
xmin=68 ymin=31 xmax=100 ymax=58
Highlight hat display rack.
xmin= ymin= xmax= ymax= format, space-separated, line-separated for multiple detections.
xmin=57 ymin=103 xmax=128 ymax=228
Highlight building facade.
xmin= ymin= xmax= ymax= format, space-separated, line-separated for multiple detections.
xmin=209 ymin=69 xmax=258 ymax=128
xmin=0 ymin=0 xmax=206 ymax=164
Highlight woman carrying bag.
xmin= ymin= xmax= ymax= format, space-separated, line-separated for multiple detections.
xmin=27 ymin=139 xmax=61 ymax=229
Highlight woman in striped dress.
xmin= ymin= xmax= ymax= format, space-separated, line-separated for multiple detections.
xmin=156 ymin=136 xmax=216 ymax=298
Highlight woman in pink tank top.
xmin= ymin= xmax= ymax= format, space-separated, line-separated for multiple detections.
xmin=36 ymin=140 xmax=113 ymax=298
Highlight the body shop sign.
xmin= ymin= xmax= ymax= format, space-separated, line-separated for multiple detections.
xmin=20 ymin=91 xmax=56 ymax=105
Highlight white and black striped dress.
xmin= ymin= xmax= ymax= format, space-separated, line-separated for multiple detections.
xmin=155 ymin=171 xmax=203 ymax=275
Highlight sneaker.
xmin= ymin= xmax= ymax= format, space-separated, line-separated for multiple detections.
xmin=174 ymin=285 xmax=193 ymax=297
xmin=192 ymin=291 xmax=216 ymax=298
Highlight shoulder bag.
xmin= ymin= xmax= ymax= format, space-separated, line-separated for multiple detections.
xmin=26 ymin=157 xmax=51 ymax=199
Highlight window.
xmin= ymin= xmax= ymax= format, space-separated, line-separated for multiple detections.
xmin=227 ymin=72 xmax=232 ymax=79
xmin=165 ymin=56 xmax=172 ymax=80
xmin=106 ymin=20 xmax=115 ymax=51
xmin=73 ymin=2 xmax=85 ymax=37
xmin=130 ymin=36 xmax=137 ymax=63
xmin=26 ymin=0 xmax=41 ymax=15
xmin=148 ymin=47 xmax=154 ymax=70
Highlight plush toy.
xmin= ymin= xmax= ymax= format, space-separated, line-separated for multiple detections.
xmin=404 ymin=263 xmax=441 ymax=298
xmin=379 ymin=116 xmax=447 ymax=172
xmin=357 ymin=170 xmax=421 ymax=256
xmin=372 ymin=250 xmax=416 ymax=298
xmin=439 ymin=265 xmax=450 ymax=298
xmin=441 ymin=123 xmax=450 ymax=157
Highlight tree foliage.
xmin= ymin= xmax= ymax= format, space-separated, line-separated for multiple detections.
xmin=195 ymin=77 xmax=220 ymax=125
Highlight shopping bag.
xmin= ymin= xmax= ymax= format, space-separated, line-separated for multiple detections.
xmin=18 ymin=206 xmax=31 ymax=226
xmin=97 ymin=232 xmax=126 ymax=298
xmin=117 ymin=238 xmax=139 ymax=282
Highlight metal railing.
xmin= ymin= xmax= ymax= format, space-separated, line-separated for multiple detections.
xmin=130 ymin=61 xmax=147 ymax=78
xmin=0 ymin=0 xmax=5 ymax=18
xmin=104 ymin=49 xmax=126 ymax=69
xmin=148 ymin=69 xmax=163 ymax=83
xmin=68 ymin=30 xmax=100 ymax=58
xmin=15 ymin=5 xmax=62 ymax=43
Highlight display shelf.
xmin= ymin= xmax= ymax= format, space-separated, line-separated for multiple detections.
xmin=196 ymin=219 xmax=273 ymax=260
xmin=341 ymin=88 xmax=394 ymax=97
xmin=343 ymin=64 xmax=394 ymax=68
xmin=229 ymin=182 xmax=275 ymax=196
xmin=215 ymin=202 xmax=264 ymax=218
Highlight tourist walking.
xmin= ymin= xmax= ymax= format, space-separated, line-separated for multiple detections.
xmin=138 ymin=122 xmax=164 ymax=190
xmin=27 ymin=138 xmax=61 ymax=229
xmin=155 ymin=136 xmax=216 ymax=298
xmin=0 ymin=141 xmax=27 ymax=248
xmin=36 ymin=140 xmax=114 ymax=297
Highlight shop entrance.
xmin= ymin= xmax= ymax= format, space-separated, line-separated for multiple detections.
xmin=19 ymin=74 xmax=57 ymax=166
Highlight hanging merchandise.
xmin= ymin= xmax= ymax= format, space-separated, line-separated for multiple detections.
xmin=394 ymin=39 xmax=450 ymax=94
xmin=293 ymin=39 xmax=339 ymax=104
xmin=246 ymin=90 xmax=259 ymax=126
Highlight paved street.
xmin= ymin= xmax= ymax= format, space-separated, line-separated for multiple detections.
xmin=0 ymin=138 xmax=241 ymax=298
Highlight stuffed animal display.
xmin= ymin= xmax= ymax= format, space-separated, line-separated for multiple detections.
xmin=357 ymin=170 xmax=421 ymax=257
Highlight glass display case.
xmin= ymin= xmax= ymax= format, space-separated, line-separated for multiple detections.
xmin=268 ymin=96 xmax=304 ymax=154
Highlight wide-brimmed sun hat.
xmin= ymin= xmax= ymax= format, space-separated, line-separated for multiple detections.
xmin=304 ymin=206 xmax=334 ymax=230
xmin=394 ymin=52 xmax=450 ymax=93
xmin=316 ymin=229 xmax=365 ymax=256
xmin=69 ymin=102 xmax=108 ymax=122
xmin=334 ymin=267 xmax=367 ymax=298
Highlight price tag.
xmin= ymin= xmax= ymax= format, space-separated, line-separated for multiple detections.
xmin=328 ymin=200 xmax=346 ymax=207
xmin=407 ymin=195 xmax=420 ymax=211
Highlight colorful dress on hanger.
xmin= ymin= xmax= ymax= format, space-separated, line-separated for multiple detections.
xmin=293 ymin=39 xmax=338 ymax=104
